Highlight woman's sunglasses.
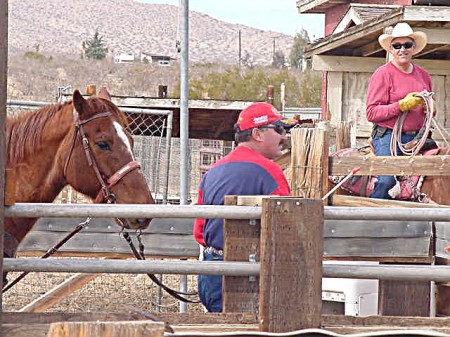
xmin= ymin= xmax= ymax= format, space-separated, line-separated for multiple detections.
xmin=391 ymin=41 xmax=414 ymax=50
xmin=259 ymin=125 xmax=286 ymax=136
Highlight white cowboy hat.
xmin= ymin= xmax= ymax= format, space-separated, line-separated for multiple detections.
xmin=378 ymin=22 xmax=427 ymax=55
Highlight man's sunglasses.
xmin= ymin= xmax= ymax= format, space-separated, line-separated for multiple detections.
xmin=259 ymin=125 xmax=286 ymax=136
xmin=391 ymin=41 xmax=414 ymax=50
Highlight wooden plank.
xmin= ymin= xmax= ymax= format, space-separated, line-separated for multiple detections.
xmin=324 ymin=237 xmax=431 ymax=258
xmin=1 ymin=312 xmax=259 ymax=325
xmin=331 ymin=194 xmax=450 ymax=208
xmin=330 ymin=155 xmax=450 ymax=176
xmin=327 ymin=72 xmax=343 ymax=125
xmin=19 ymin=273 xmax=99 ymax=312
xmin=18 ymin=232 xmax=198 ymax=258
xmin=47 ymin=321 xmax=164 ymax=337
xmin=31 ymin=217 xmax=194 ymax=234
xmin=404 ymin=5 xmax=450 ymax=21
xmin=379 ymin=277 xmax=431 ymax=317
xmin=0 ymin=0 xmax=7 ymax=315
xmin=290 ymin=128 xmax=328 ymax=199
xmin=259 ymin=198 xmax=323 ymax=332
xmin=222 ymin=196 xmax=260 ymax=313
xmin=313 ymin=55 xmax=450 ymax=75
xmin=325 ymin=220 xmax=431 ymax=238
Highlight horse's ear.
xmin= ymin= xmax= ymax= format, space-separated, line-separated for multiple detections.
xmin=72 ymin=90 xmax=87 ymax=116
xmin=97 ymin=87 xmax=111 ymax=102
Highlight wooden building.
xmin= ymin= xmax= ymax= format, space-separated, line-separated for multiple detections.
xmin=297 ymin=1 xmax=450 ymax=138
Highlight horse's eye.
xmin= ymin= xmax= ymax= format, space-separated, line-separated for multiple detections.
xmin=96 ymin=141 xmax=111 ymax=151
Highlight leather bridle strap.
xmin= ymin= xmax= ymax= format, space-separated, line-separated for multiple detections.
xmin=121 ymin=231 xmax=200 ymax=304
xmin=64 ymin=109 xmax=140 ymax=204
xmin=94 ymin=161 xmax=141 ymax=203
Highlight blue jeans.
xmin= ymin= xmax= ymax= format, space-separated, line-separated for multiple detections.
xmin=198 ymin=252 xmax=223 ymax=312
xmin=370 ymin=130 xmax=415 ymax=199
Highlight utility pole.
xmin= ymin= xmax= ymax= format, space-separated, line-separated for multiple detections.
xmin=238 ymin=29 xmax=242 ymax=70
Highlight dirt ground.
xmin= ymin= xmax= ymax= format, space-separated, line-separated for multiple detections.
xmin=2 ymin=258 xmax=205 ymax=314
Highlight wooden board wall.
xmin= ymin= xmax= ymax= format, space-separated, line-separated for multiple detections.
xmin=317 ymin=55 xmax=450 ymax=138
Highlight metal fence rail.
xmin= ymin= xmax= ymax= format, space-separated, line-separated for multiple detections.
xmin=6 ymin=258 xmax=450 ymax=282
xmin=6 ymin=203 xmax=450 ymax=221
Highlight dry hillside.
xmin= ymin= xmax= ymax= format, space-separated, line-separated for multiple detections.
xmin=8 ymin=0 xmax=294 ymax=65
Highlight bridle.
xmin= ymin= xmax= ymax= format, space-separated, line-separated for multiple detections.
xmin=4 ymin=106 xmax=199 ymax=302
xmin=62 ymin=107 xmax=199 ymax=303
xmin=63 ymin=108 xmax=141 ymax=203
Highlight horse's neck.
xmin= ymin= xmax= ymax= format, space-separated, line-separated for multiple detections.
xmin=9 ymin=107 xmax=73 ymax=204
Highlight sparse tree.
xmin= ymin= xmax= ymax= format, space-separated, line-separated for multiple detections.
xmin=272 ymin=51 xmax=286 ymax=69
xmin=240 ymin=51 xmax=255 ymax=69
xmin=83 ymin=30 xmax=108 ymax=60
xmin=289 ymin=29 xmax=311 ymax=69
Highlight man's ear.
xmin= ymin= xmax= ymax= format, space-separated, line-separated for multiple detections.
xmin=251 ymin=128 xmax=264 ymax=142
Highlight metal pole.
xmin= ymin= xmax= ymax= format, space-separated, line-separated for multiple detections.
xmin=0 ymin=0 xmax=8 ymax=314
xmin=179 ymin=0 xmax=189 ymax=207
xmin=7 ymin=259 xmax=450 ymax=283
xmin=7 ymin=203 xmax=450 ymax=222
xmin=179 ymin=0 xmax=190 ymax=313
xmin=162 ymin=111 xmax=173 ymax=204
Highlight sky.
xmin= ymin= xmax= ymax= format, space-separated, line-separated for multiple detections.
xmin=138 ymin=0 xmax=325 ymax=40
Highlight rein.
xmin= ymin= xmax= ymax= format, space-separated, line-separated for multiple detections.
xmin=2 ymin=218 xmax=92 ymax=293
xmin=120 ymin=230 xmax=200 ymax=304
xmin=64 ymin=108 xmax=141 ymax=204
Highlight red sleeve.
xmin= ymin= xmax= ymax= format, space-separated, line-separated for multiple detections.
xmin=366 ymin=67 xmax=402 ymax=124
xmin=193 ymin=189 xmax=206 ymax=246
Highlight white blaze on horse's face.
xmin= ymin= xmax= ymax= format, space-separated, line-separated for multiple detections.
xmin=113 ymin=121 xmax=135 ymax=160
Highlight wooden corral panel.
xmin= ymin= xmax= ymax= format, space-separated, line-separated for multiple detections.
xmin=18 ymin=218 xmax=198 ymax=258
xmin=324 ymin=220 xmax=433 ymax=261
xmin=434 ymin=222 xmax=450 ymax=259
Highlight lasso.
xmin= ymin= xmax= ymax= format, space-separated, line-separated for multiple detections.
xmin=390 ymin=90 xmax=435 ymax=156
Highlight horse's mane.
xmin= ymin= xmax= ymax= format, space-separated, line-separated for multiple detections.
xmin=6 ymin=97 xmax=128 ymax=165
xmin=6 ymin=102 xmax=68 ymax=165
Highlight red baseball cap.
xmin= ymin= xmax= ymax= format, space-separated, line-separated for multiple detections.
xmin=236 ymin=102 xmax=298 ymax=131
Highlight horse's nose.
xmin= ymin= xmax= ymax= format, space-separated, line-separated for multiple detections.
xmin=137 ymin=218 xmax=151 ymax=228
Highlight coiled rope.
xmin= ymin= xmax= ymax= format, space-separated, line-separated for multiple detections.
xmin=390 ymin=90 xmax=435 ymax=156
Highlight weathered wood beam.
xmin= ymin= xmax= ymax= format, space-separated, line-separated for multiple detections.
xmin=331 ymin=194 xmax=450 ymax=208
xmin=312 ymin=55 xmax=450 ymax=75
xmin=357 ymin=40 xmax=383 ymax=57
xmin=404 ymin=5 xmax=450 ymax=21
xmin=330 ymin=155 xmax=450 ymax=176
xmin=19 ymin=273 xmax=99 ymax=313
xmin=416 ymin=44 xmax=450 ymax=58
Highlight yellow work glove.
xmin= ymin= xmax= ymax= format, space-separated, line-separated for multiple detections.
xmin=398 ymin=92 xmax=423 ymax=112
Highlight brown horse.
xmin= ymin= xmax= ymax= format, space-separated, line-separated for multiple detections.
xmin=4 ymin=88 xmax=155 ymax=262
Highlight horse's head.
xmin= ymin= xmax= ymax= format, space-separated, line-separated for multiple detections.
xmin=64 ymin=88 xmax=155 ymax=229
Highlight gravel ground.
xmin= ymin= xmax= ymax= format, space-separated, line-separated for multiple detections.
xmin=3 ymin=258 xmax=205 ymax=314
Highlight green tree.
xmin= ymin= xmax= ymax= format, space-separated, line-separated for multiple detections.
xmin=172 ymin=65 xmax=321 ymax=109
xmin=289 ymin=29 xmax=311 ymax=69
xmin=83 ymin=30 xmax=108 ymax=60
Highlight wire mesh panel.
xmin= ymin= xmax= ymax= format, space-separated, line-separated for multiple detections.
xmin=2 ymin=258 xmax=203 ymax=313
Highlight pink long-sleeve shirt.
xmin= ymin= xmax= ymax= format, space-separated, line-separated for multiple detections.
xmin=366 ymin=62 xmax=432 ymax=132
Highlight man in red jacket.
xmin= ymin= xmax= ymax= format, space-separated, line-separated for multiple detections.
xmin=193 ymin=102 xmax=295 ymax=312
xmin=366 ymin=22 xmax=433 ymax=199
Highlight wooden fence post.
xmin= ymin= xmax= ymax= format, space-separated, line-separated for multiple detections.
xmin=223 ymin=196 xmax=260 ymax=313
xmin=259 ymin=197 xmax=323 ymax=332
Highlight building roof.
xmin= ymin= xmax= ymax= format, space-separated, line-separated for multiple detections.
xmin=304 ymin=5 xmax=450 ymax=60
xmin=333 ymin=4 xmax=401 ymax=34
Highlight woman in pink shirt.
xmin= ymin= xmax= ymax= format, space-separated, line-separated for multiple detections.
xmin=366 ymin=22 xmax=432 ymax=199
